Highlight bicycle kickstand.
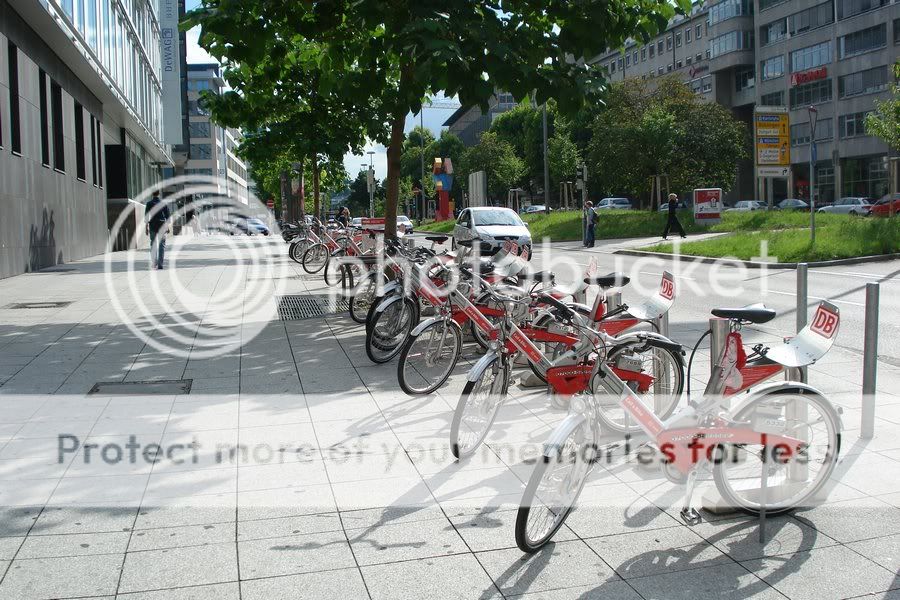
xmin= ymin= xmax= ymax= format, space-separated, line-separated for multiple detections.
xmin=680 ymin=467 xmax=703 ymax=526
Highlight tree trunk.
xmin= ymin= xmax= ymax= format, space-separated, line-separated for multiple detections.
xmin=384 ymin=112 xmax=406 ymax=239
xmin=297 ymin=156 xmax=305 ymax=218
xmin=312 ymin=154 xmax=321 ymax=220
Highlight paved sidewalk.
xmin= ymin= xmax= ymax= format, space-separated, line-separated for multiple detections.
xmin=0 ymin=237 xmax=898 ymax=599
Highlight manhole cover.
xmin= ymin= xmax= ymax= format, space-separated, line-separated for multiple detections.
xmin=89 ymin=380 xmax=193 ymax=395
xmin=276 ymin=295 xmax=350 ymax=320
xmin=5 ymin=301 xmax=74 ymax=309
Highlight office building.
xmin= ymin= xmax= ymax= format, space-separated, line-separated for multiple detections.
xmin=591 ymin=0 xmax=900 ymax=204
xmin=443 ymin=92 xmax=517 ymax=147
xmin=184 ymin=63 xmax=248 ymax=203
xmin=0 ymin=0 xmax=172 ymax=278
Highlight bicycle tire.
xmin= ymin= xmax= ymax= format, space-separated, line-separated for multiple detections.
xmin=397 ymin=319 xmax=463 ymax=395
xmin=323 ymin=250 xmax=346 ymax=286
xmin=350 ymin=274 xmax=378 ymax=324
xmin=450 ymin=357 xmax=508 ymax=459
xmin=302 ymin=243 xmax=329 ymax=274
xmin=365 ymin=297 xmax=418 ymax=364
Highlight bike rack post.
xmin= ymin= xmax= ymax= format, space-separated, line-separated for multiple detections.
xmin=796 ymin=263 xmax=808 ymax=383
xmin=653 ymin=311 xmax=670 ymax=413
xmin=861 ymin=282 xmax=880 ymax=440
xmin=606 ymin=291 xmax=623 ymax=313
xmin=709 ymin=317 xmax=730 ymax=379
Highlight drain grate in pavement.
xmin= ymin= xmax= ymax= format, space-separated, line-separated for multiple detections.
xmin=276 ymin=294 xmax=350 ymax=320
xmin=89 ymin=380 xmax=193 ymax=395
xmin=5 ymin=301 xmax=74 ymax=309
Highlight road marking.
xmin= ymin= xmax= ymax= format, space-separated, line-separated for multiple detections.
xmin=640 ymin=271 xmax=697 ymax=281
xmin=765 ymin=289 xmax=865 ymax=307
xmin=810 ymin=270 xmax=899 ymax=283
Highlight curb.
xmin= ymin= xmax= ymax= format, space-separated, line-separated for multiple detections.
xmin=613 ymin=249 xmax=900 ymax=269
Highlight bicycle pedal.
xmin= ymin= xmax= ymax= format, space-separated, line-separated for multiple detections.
xmin=680 ymin=508 xmax=702 ymax=526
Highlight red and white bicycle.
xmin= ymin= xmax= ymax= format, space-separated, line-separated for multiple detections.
xmin=515 ymin=300 xmax=843 ymax=552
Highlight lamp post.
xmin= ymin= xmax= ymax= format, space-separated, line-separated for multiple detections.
xmin=367 ymin=151 xmax=376 ymax=218
xmin=808 ymin=105 xmax=818 ymax=244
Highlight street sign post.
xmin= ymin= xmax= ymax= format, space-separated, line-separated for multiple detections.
xmin=754 ymin=106 xmax=790 ymax=208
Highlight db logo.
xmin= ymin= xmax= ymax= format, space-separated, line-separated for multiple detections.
xmin=810 ymin=305 xmax=839 ymax=339
xmin=660 ymin=274 xmax=675 ymax=300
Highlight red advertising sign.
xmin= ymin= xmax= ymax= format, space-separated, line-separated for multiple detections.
xmin=361 ymin=218 xmax=386 ymax=226
xmin=790 ymin=67 xmax=827 ymax=87
xmin=693 ymin=188 xmax=723 ymax=225
xmin=810 ymin=304 xmax=839 ymax=339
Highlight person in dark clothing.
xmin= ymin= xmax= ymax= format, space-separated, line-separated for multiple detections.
xmin=145 ymin=192 xmax=170 ymax=270
xmin=584 ymin=201 xmax=597 ymax=247
xmin=662 ymin=193 xmax=687 ymax=240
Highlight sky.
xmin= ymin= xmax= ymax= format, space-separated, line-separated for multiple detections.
xmin=182 ymin=5 xmax=456 ymax=181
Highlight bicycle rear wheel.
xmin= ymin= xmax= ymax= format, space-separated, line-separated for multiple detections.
xmin=365 ymin=297 xmax=418 ymax=364
xmin=450 ymin=357 xmax=508 ymax=459
xmin=515 ymin=417 xmax=596 ymax=553
xmin=323 ymin=250 xmax=346 ymax=286
xmin=302 ymin=243 xmax=329 ymax=274
xmin=398 ymin=319 xmax=463 ymax=395
xmin=350 ymin=274 xmax=378 ymax=324
xmin=712 ymin=389 xmax=840 ymax=516
xmin=289 ymin=238 xmax=310 ymax=264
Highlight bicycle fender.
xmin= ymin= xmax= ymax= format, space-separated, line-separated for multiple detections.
xmin=729 ymin=381 xmax=844 ymax=434
xmin=468 ymin=351 xmax=500 ymax=383
xmin=410 ymin=316 xmax=444 ymax=337
xmin=542 ymin=413 xmax=588 ymax=458
xmin=374 ymin=293 xmax=404 ymax=315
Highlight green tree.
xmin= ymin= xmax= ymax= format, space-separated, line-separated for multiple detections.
xmin=865 ymin=61 xmax=900 ymax=151
xmin=460 ymin=132 xmax=526 ymax=202
xmin=187 ymin=0 xmax=688 ymax=236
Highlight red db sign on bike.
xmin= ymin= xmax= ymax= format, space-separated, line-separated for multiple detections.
xmin=660 ymin=273 xmax=675 ymax=301
xmin=810 ymin=304 xmax=839 ymax=339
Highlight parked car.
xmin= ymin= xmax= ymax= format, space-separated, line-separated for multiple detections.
xmin=453 ymin=206 xmax=532 ymax=257
xmin=350 ymin=217 xmax=363 ymax=228
xmin=228 ymin=216 xmax=270 ymax=235
xmin=595 ymin=197 xmax=633 ymax=210
xmin=658 ymin=201 xmax=689 ymax=212
xmin=522 ymin=205 xmax=549 ymax=214
xmin=727 ymin=201 xmax=767 ymax=212
xmin=776 ymin=198 xmax=810 ymax=211
xmin=397 ymin=215 xmax=414 ymax=234
xmin=868 ymin=194 xmax=900 ymax=217
xmin=817 ymin=197 xmax=873 ymax=215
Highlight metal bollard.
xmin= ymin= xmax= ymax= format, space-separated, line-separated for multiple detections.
xmin=708 ymin=318 xmax=730 ymax=380
xmin=653 ymin=312 xmax=671 ymax=413
xmin=861 ymin=282 xmax=880 ymax=440
xmin=404 ymin=237 xmax=415 ymax=249
xmin=607 ymin=291 xmax=623 ymax=313
xmin=796 ymin=263 xmax=808 ymax=383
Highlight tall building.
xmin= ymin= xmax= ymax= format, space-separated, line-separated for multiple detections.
xmin=0 ymin=0 xmax=172 ymax=278
xmin=443 ymin=92 xmax=517 ymax=147
xmin=184 ymin=63 xmax=248 ymax=203
xmin=591 ymin=0 xmax=899 ymax=204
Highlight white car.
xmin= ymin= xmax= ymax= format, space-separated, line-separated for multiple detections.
xmin=397 ymin=215 xmax=414 ymax=234
xmin=453 ymin=207 xmax=532 ymax=258
xmin=595 ymin=197 xmax=632 ymax=210
xmin=522 ymin=205 xmax=549 ymax=214
xmin=817 ymin=197 xmax=872 ymax=215
xmin=727 ymin=201 xmax=767 ymax=212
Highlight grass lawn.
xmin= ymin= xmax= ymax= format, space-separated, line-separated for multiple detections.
xmin=644 ymin=218 xmax=899 ymax=262
xmin=416 ymin=219 xmax=456 ymax=234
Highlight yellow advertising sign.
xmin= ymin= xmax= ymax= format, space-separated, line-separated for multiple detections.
xmin=755 ymin=110 xmax=790 ymax=167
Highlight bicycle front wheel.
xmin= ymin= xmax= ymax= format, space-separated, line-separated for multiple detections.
xmin=365 ymin=297 xmax=418 ymax=364
xmin=302 ymin=243 xmax=329 ymax=274
xmin=712 ymin=389 xmax=840 ymax=517
xmin=289 ymin=238 xmax=310 ymax=264
xmin=350 ymin=274 xmax=378 ymax=324
xmin=515 ymin=417 xmax=596 ymax=553
xmin=398 ymin=319 xmax=463 ymax=395
xmin=450 ymin=357 xmax=508 ymax=459
xmin=323 ymin=250 xmax=346 ymax=286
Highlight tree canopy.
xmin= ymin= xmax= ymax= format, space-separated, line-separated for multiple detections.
xmin=865 ymin=61 xmax=900 ymax=151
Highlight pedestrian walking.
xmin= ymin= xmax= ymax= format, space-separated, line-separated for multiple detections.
xmin=340 ymin=206 xmax=351 ymax=228
xmin=662 ymin=193 xmax=687 ymax=240
xmin=145 ymin=191 xmax=170 ymax=270
xmin=584 ymin=201 xmax=597 ymax=248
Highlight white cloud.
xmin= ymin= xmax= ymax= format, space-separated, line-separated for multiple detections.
xmin=185 ymin=26 xmax=218 ymax=65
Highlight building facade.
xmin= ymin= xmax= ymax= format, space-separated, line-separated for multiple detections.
xmin=184 ymin=63 xmax=248 ymax=203
xmin=0 ymin=0 xmax=171 ymax=278
xmin=443 ymin=92 xmax=517 ymax=147
xmin=592 ymin=0 xmax=899 ymax=204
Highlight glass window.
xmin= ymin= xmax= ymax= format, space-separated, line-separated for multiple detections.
xmin=761 ymin=90 xmax=784 ymax=106
xmin=760 ymin=0 xmax=787 ymax=10
xmin=686 ymin=56 xmax=693 ymax=65
xmin=658 ymin=40 xmax=664 ymax=54
xmin=658 ymin=66 xmax=664 ymax=75
xmin=761 ymin=55 xmax=785 ymax=80
xmin=641 ymin=48 xmax=646 ymax=61
xmin=39 ymin=70 xmax=50 ymax=166
xmin=74 ymin=103 xmax=86 ymax=181
xmin=676 ymin=59 xmax=683 ymax=69
xmin=189 ymin=121 xmax=211 ymax=138
xmin=790 ymin=41 xmax=832 ymax=72
xmin=7 ymin=42 xmax=21 ymax=154
xmin=837 ymin=0 xmax=889 ymax=19
xmin=702 ymin=76 xmax=712 ymax=92
xmin=709 ymin=0 xmax=753 ymax=25
xmin=839 ymin=111 xmax=872 ymax=137
xmin=842 ymin=155 xmax=889 ymax=198
xmin=686 ymin=28 xmax=692 ymax=43
xmin=676 ymin=32 xmax=682 ymax=47
xmin=788 ymin=1 xmax=834 ymax=36
xmin=735 ymin=67 xmax=756 ymax=91
xmin=633 ymin=50 xmax=638 ymax=64
xmin=51 ymin=81 xmax=65 ymax=171
xmin=666 ymin=36 xmax=672 ymax=50
xmin=896 ymin=18 xmax=900 ymax=44
xmin=649 ymin=44 xmax=655 ymax=58
xmin=90 ymin=115 xmax=97 ymax=185
xmin=760 ymin=19 xmax=787 ymax=46
xmin=696 ymin=53 xmax=702 ymax=62
xmin=839 ymin=66 xmax=889 ymax=98
xmin=709 ymin=30 xmax=754 ymax=58
xmin=191 ymin=144 xmax=212 ymax=159
xmin=790 ymin=78 xmax=832 ymax=108
xmin=791 ymin=118 xmax=833 ymax=145
xmin=696 ymin=24 xmax=702 ymax=39
xmin=626 ymin=54 xmax=631 ymax=67
xmin=188 ymin=99 xmax=208 ymax=116
xmin=95 ymin=119 xmax=103 ymax=187
xmin=838 ymin=24 xmax=887 ymax=58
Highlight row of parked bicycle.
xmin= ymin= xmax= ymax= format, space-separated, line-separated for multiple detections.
xmin=279 ymin=219 xmax=844 ymax=553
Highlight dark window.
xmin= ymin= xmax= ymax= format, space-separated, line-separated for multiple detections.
xmin=51 ymin=81 xmax=65 ymax=171
xmin=790 ymin=41 xmax=832 ymax=72
xmin=839 ymin=111 xmax=871 ymax=137
xmin=90 ymin=115 xmax=97 ymax=185
xmin=789 ymin=78 xmax=832 ymax=108
xmin=788 ymin=1 xmax=834 ymax=36
xmin=39 ymin=70 xmax=50 ymax=166
xmin=95 ymin=119 xmax=103 ymax=187
xmin=761 ymin=91 xmax=784 ymax=105
xmin=896 ymin=18 xmax=900 ymax=44
xmin=760 ymin=19 xmax=787 ymax=46
xmin=8 ymin=42 xmax=21 ymax=154
xmin=74 ymin=103 xmax=86 ymax=180
xmin=838 ymin=0 xmax=889 ymax=19
xmin=760 ymin=0 xmax=788 ymax=10
xmin=839 ymin=24 xmax=887 ymax=58
xmin=839 ymin=66 xmax=889 ymax=98
xmin=735 ymin=67 xmax=756 ymax=91
xmin=190 ymin=144 xmax=212 ymax=159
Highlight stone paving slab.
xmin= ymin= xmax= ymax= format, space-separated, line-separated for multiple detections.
xmin=0 ymin=237 xmax=898 ymax=599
